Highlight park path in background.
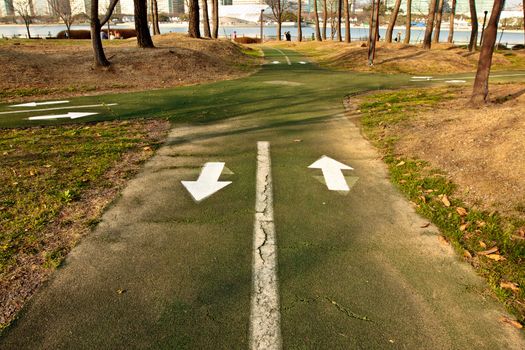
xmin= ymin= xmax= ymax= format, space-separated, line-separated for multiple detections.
xmin=1 ymin=47 xmax=524 ymax=349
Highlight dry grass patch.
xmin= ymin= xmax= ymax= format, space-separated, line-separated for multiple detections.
xmin=269 ymin=41 xmax=525 ymax=74
xmin=0 ymin=33 xmax=261 ymax=102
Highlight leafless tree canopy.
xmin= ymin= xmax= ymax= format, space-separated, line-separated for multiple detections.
xmin=12 ymin=0 xmax=33 ymax=38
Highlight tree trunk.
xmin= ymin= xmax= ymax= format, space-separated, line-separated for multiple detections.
xmin=212 ymin=0 xmax=218 ymax=39
xmin=404 ymin=0 xmax=411 ymax=43
xmin=470 ymin=0 xmax=505 ymax=106
xmin=367 ymin=0 xmax=375 ymax=48
xmin=188 ymin=0 xmax=200 ymax=38
xmin=277 ymin=0 xmax=282 ymax=40
xmin=297 ymin=0 xmax=302 ymax=41
xmin=66 ymin=23 xmax=72 ymax=39
xmin=24 ymin=21 xmax=31 ymax=39
xmin=322 ymin=0 xmax=327 ymax=40
xmin=432 ymin=0 xmax=444 ymax=42
xmin=422 ymin=0 xmax=437 ymax=49
xmin=134 ymin=0 xmax=154 ymax=47
xmin=151 ymin=0 xmax=160 ymax=35
xmin=368 ymin=0 xmax=380 ymax=64
xmin=314 ymin=0 xmax=322 ymax=41
xmin=523 ymin=0 xmax=525 ymax=45
xmin=385 ymin=0 xmax=402 ymax=43
xmin=337 ymin=0 xmax=342 ymax=41
xmin=468 ymin=0 xmax=478 ymax=51
xmin=90 ymin=0 xmax=109 ymax=66
xmin=448 ymin=0 xmax=456 ymax=43
xmin=201 ymin=0 xmax=211 ymax=38
xmin=345 ymin=0 xmax=350 ymax=43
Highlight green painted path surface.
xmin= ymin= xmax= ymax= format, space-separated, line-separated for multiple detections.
xmin=1 ymin=48 xmax=524 ymax=349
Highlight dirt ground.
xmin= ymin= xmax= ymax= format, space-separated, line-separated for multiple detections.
xmin=0 ymin=33 xmax=260 ymax=102
xmin=394 ymin=83 xmax=525 ymax=219
xmin=271 ymin=41 xmax=525 ymax=75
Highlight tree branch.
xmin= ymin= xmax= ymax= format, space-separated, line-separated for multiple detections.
xmin=100 ymin=0 xmax=120 ymax=27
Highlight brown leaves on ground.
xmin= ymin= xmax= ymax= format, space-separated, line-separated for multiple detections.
xmin=0 ymin=33 xmax=259 ymax=102
xmin=500 ymin=316 xmax=524 ymax=329
xmin=500 ymin=281 xmax=520 ymax=293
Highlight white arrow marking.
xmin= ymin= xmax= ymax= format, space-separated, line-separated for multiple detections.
xmin=298 ymin=61 xmax=307 ymax=64
xmin=308 ymin=156 xmax=353 ymax=191
xmin=28 ymin=112 xmax=99 ymax=120
xmin=271 ymin=61 xmax=281 ymax=64
xmin=445 ymin=80 xmax=467 ymax=83
xmin=181 ymin=162 xmax=232 ymax=202
xmin=0 ymin=103 xmax=117 ymax=115
xmin=411 ymin=76 xmax=433 ymax=80
xmin=9 ymin=100 xmax=69 ymax=107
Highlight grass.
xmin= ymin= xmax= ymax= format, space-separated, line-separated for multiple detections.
xmin=0 ymin=119 xmax=170 ymax=330
xmin=357 ymin=88 xmax=525 ymax=326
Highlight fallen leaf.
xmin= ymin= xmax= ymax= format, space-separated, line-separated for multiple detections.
xmin=293 ymin=139 xmax=302 ymax=142
xmin=441 ymin=194 xmax=451 ymax=207
xmin=479 ymin=241 xmax=487 ymax=248
xmin=478 ymin=246 xmax=498 ymax=255
xmin=419 ymin=196 xmax=427 ymax=203
xmin=396 ymin=161 xmax=405 ymax=167
xmin=500 ymin=316 xmax=523 ymax=329
xmin=438 ymin=236 xmax=448 ymax=245
xmin=399 ymin=180 xmax=407 ymax=184
xmin=116 ymin=289 xmax=126 ymax=294
xmin=142 ymin=146 xmax=152 ymax=151
xmin=486 ymin=254 xmax=505 ymax=261
xmin=456 ymin=207 xmax=467 ymax=216
xmin=459 ymin=223 xmax=470 ymax=231
xmin=420 ymin=222 xmax=431 ymax=228
xmin=500 ymin=281 xmax=520 ymax=292
xmin=463 ymin=250 xmax=473 ymax=259
xmin=476 ymin=221 xmax=486 ymax=228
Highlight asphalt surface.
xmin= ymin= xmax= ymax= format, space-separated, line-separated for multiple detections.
xmin=1 ymin=47 xmax=524 ymax=349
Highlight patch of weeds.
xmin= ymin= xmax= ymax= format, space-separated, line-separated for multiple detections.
xmin=358 ymin=88 xmax=525 ymax=326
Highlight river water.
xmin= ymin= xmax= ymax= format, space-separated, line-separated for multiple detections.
xmin=2 ymin=23 xmax=524 ymax=46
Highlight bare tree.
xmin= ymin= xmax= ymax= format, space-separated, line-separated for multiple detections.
xmin=422 ymin=0 xmax=437 ymax=49
xmin=336 ymin=0 xmax=342 ymax=41
xmin=313 ymin=0 xmax=322 ymax=41
xmin=13 ymin=0 xmax=33 ymax=39
xmin=212 ymin=0 xmax=219 ymax=38
xmin=48 ymin=0 xmax=79 ymax=39
xmin=151 ymin=0 xmax=160 ymax=35
xmin=134 ymin=0 xmax=154 ymax=46
xmin=468 ymin=0 xmax=478 ymax=51
xmin=471 ymin=0 xmax=505 ymax=106
xmin=385 ymin=0 xmax=402 ymax=43
xmin=90 ymin=0 xmax=120 ymax=66
xmin=188 ymin=0 xmax=200 ymax=38
xmin=201 ymin=0 xmax=211 ymax=38
xmin=448 ymin=0 xmax=456 ymax=43
xmin=322 ymin=0 xmax=327 ymax=40
xmin=266 ymin=0 xmax=286 ymax=40
xmin=432 ymin=0 xmax=444 ymax=43
xmin=297 ymin=0 xmax=302 ymax=41
xmin=344 ymin=0 xmax=350 ymax=43
xmin=404 ymin=0 xmax=411 ymax=43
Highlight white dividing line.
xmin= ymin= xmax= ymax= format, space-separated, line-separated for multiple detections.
xmin=273 ymin=48 xmax=292 ymax=65
xmin=0 ymin=103 xmax=117 ymax=115
xmin=250 ymin=141 xmax=282 ymax=350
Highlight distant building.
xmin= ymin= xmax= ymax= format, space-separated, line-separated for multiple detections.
xmin=0 ymin=0 xmax=15 ymax=16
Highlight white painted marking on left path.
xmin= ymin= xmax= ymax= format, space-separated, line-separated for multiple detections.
xmin=273 ymin=48 xmax=291 ymax=65
xmin=309 ymin=156 xmax=354 ymax=191
xmin=272 ymin=61 xmax=281 ymax=64
xmin=181 ymin=162 xmax=232 ymax=202
xmin=411 ymin=76 xmax=433 ymax=80
xmin=10 ymin=100 xmax=70 ymax=108
xmin=445 ymin=80 xmax=467 ymax=83
xmin=298 ymin=61 xmax=307 ymax=65
xmin=0 ymin=103 xmax=117 ymax=115
xmin=28 ymin=112 xmax=98 ymax=120
xmin=250 ymin=141 xmax=281 ymax=350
